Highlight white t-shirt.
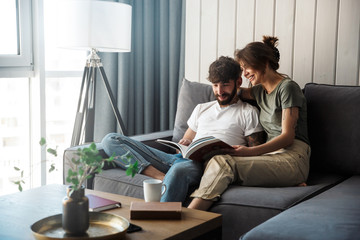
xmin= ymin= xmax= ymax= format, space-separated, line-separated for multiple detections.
xmin=187 ymin=100 xmax=263 ymax=146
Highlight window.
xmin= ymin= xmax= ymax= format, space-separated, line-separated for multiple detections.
xmin=0 ymin=0 xmax=86 ymax=195
xmin=0 ymin=78 xmax=31 ymax=193
xmin=0 ymin=0 xmax=33 ymax=76
xmin=0 ymin=1 xmax=17 ymax=54
xmin=43 ymin=0 xmax=86 ymax=184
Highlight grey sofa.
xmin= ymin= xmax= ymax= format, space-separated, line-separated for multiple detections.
xmin=63 ymin=80 xmax=360 ymax=240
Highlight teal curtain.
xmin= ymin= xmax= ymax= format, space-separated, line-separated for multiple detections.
xmin=93 ymin=0 xmax=185 ymax=140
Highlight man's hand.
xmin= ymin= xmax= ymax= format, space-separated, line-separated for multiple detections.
xmin=180 ymin=128 xmax=196 ymax=146
xmin=179 ymin=138 xmax=192 ymax=146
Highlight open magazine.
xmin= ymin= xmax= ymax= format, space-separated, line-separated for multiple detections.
xmin=156 ymin=136 xmax=233 ymax=162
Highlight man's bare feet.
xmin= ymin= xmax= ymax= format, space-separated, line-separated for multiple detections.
xmin=298 ymin=182 xmax=307 ymax=187
xmin=142 ymin=165 xmax=165 ymax=181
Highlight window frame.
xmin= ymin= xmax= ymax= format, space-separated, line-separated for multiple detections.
xmin=0 ymin=0 xmax=33 ymax=77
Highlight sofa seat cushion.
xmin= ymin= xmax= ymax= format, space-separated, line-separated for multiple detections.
xmin=240 ymin=175 xmax=360 ymax=240
xmin=210 ymin=172 xmax=346 ymax=240
xmin=93 ymin=169 xmax=151 ymax=199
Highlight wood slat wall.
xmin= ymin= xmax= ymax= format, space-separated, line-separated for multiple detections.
xmin=185 ymin=0 xmax=360 ymax=87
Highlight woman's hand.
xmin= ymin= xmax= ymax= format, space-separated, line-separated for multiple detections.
xmin=226 ymin=145 xmax=254 ymax=156
xmin=178 ymin=138 xmax=192 ymax=146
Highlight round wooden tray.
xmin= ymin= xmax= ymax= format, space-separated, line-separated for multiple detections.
xmin=31 ymin=212 xmax=129 ymax=240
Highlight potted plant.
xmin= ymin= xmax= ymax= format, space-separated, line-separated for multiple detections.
xmin=63 ymin=142 xmax=138 ymax=235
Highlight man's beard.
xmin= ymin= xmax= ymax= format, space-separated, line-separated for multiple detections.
xmin=216 ymin=85 xmax=237 ymax=106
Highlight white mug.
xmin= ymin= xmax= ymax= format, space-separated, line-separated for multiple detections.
xmin=143 ymin=179 xmax=167 ymax=202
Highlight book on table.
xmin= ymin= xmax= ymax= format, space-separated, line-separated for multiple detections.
xmin=130 ymin=201 xmax=182 ymax=220
xmin=87 ymin=194 xmax=121 ymax=212
xmin=156 ymin=136 xmax=233 ymax=162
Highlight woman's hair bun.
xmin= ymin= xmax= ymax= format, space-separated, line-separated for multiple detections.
xmin=263 ymin=36 xmax=280 ymax=62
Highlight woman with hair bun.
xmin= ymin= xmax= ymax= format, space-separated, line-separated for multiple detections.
xmin=188 ymin=36 xmax=311 ymax=211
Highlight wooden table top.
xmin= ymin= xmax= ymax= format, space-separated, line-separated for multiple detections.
xmin=0 ymin=184 xmax=222 ymax=240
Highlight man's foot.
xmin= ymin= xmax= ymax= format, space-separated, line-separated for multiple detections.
xmin=188 ymin=197 xmax=213 ymax=211
xmin=142 ymin=165 xmax=165 ymax=181
xmin=298 ymin=182 xmax=307 ymax=187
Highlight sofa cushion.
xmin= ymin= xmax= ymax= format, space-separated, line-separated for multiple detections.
xmin=172 ymin=78 xmax=215 ymax=142
xmin=210 ymin=172 xmax=345 ymax=240
xmin=93 ymin=168 xmax=151 ymax=199
xmin=304 ymin=83 xmax=360 ymax=175
xmin=240 ymin=175 xmax=360 ymax=240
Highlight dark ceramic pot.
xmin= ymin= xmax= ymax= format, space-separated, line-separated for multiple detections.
xmin=62 ymin=186 xmax=89 ymax=235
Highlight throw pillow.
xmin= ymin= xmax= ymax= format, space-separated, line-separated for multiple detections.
xmin=172 ymin=78 xmax=215 ymax=142
xmin=304 ymin=83 xmax=360 ymax=175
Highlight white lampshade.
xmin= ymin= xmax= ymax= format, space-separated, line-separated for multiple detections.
xmin=57 ymin=0 xmax=132 ymax=52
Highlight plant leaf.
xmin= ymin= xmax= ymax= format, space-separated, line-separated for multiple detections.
xmin=39 ymin=137 xmax=46 ymax=146
xmin=47 ymin=148 xmax=57 ymax=157
xmin=49 ymin=164 xmax=55 ymax=173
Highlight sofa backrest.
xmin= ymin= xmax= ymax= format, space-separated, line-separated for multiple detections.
xmin=304 ymin=83 xmax=360 ymax=175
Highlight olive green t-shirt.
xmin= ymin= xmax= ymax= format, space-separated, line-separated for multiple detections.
xmin=251 ymin=78 xmax=309 ymax=145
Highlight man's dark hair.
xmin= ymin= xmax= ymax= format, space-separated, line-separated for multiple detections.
xmin=208 ymin=56 xmax=242 ymax=83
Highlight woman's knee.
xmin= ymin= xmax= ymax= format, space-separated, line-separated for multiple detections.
xmin=206 ymin=155 xmax=236 ymax=172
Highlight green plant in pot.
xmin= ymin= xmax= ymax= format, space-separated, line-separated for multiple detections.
xmin=63 ymin=143 xmax=138 ymax=235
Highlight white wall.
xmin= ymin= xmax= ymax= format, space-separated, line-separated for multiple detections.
xmin=185 ymin=0 xmax=360 ymax=88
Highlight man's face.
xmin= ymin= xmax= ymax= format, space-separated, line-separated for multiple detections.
xmin=212 ymin=80 xmax=238 ymax=106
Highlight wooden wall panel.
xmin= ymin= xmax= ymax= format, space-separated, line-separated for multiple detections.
xmin=236 ymin=0 xmax=255 ymax=87
xmin=254 ymin=0 xmax=274 ymax=41
xmin=184 ymin=0 xmax=201 ymax=82
xmin=274 ymin=0 xmax=295 ymax=78
xmin=236 ymin=0 xmax=255 ymax=50
xmin=199 ymin=0 xmax=218 ymax=83
xmin=185 ymin=0 xmax=360 ymax=87
xmin=336 ymin=0 xmax=360 ymax=86
xmin=218 ymin=0 xmax=237 ymax=58
xmin=313 ymin=0 xmax=338 ymax=85
xmin=293 ymin=0 xmax=316 ymax=88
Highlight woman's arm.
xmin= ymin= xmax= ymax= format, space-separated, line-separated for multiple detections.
xmin=230 ymin=107 xmax=298 ymax=156
xmin=238 ymin=87 xmax=254 ymax=100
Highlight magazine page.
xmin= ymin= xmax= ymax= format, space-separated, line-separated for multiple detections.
xmin=188 ymin=136 xmax=216 ymax=149
xmin=186 ymin=137 xmax=233 ymax=161
xmin=156 ymin=139 xmax=188 ymax=154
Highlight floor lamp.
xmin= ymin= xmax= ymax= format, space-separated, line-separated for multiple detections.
xmin=57 ymin=0 xmax=132 ymax=147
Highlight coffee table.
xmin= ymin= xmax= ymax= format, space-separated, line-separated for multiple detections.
xmin=0 ymin=184 xmax=222 ymax=239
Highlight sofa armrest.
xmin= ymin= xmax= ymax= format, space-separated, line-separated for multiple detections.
xmin=130 ymin=129 xmax=175 ymax=152
xmin=131 ymin=129 xmax=173 ymax=141
xmin=63 ymin=130 xmax=175 ymax=189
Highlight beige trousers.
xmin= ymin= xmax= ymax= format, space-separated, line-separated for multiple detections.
xmin=190 ymin=140 xmax=311 ymax=201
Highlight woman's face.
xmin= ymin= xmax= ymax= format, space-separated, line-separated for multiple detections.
xmin=240 ymin=62 xmax=263 ymax=86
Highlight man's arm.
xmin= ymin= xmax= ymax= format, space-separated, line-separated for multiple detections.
xmin=179 ymin=128 xmax=196 ymax=146
xmin=245 ymin=131 xmax=266 ymax=147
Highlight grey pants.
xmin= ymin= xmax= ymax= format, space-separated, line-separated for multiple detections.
xmin=191 ymin=140 xmax=311 ymax=201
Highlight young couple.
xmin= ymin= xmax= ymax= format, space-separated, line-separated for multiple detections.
xmin=102 ymin=36 xmax=311 ymax=211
